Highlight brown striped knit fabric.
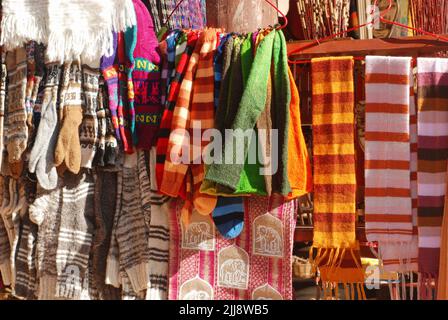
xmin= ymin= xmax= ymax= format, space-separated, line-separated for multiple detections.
xmin=417 ymin=58 xmax=448 ymax=298
xmin=311 ymin=57 xmax=364 ymax=298
xmin=161 ymin=29 xmax=218 ymax=220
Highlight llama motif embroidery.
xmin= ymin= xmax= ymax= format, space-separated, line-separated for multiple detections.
xmin=181 ymin=210 xmax=215 ymax=251
xmin=252 ymin=283 xmax=283 ymax=300
xmin=253 ymin=214 xmax=283 ymax=258
xmin=179 ymin=277 xmax=213 ymax=300
xmin=217 ymin=246 xmax=249 ymax=290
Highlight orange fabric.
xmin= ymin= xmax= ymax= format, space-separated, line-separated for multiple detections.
xmin=286 ymin=68 xmax=312 ymax=200
xmin=437 ymin=163 xmax=448 ymax=300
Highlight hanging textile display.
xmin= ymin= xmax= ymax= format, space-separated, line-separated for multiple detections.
xmin=168 ymin=195 xmax=297 ymax=300
xmin=417 ymin=57 xmax=448 ymax=299
xmin=310 ymin=56 xmax=365 ymax=299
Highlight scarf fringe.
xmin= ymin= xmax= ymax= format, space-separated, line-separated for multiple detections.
xmin=320 ymin=281 xmax=366 ymax=300
xmin=46 ymin=30 xmax=114 ymax=64
xmin=418 ymin=272 xmax=438 ymax=300
xmin=311 ymin=246 xmax=366 ymax=300
xmin=111 ymin=0 xmax=137 ymax=33
xmin=0 ymin=14 xmax=49 ymax=50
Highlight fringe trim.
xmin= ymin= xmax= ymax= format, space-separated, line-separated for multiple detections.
xmin=111 ymin=0 xmax=137 ymax=33
xmin=418 ymin=272 xmax=437 ymax=300
xmin=310 ymin=246 xmax=367 ymax=300
xmin=0 ymin=14 xmax=49 ymax=50
xmin=320 ymin=281 xmax=367 ymax=300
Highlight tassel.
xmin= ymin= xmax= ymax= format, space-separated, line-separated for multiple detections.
xmin=409 ymin=272 xmax=414 ymax=300
xmin=388 ymin=281 xmax=395 ymax=300
xmin=401 ymin=272 xmax=407 ymax=300
xmin=334 ymin=283 xmax=339 ymax=300
xmin=417 ymin=272 xmax=421 ymax=300
xmin=356 ymin=283 xmax=362 ymax=300
xmin=350 ymin=283 xmax=355 ymax=300
xmin=361 ymin=283 xmax=367 ymax=300
xmin=344 ymin=283 xmax=349 ymax=300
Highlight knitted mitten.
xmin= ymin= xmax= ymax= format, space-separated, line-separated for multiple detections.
xmin=9 ymin=181 xmax=27 ymax=291
xmin=55 ymin=171 xmax=95 ymax=300
xmin=54 ymin=61 xmax=83 ymax=174
xmin=5 ymin=47 xmax=28 ymax=163
xmin=28 ymin=63 xmax=62 ymax=190
xmin=80 ymin=64 xmax=100 ymax=168
xmin=93 ymin=77 xmax=107 ymax=167
xmin=12 ymin=207 xmax=34 ymax=299
xmin=116 ymin=152 xmax=150 ymax=293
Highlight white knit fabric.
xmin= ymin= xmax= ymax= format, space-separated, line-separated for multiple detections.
xmin=0 ymin=0 xmax=136 ymax=63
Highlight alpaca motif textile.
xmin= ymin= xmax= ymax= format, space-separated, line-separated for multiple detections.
xmin=168 ymin=195 xmax=296 ymax=300
xmin=364 ymin=56 xmax=415 ymax=273
xmin=311 ymin=56 xmax=364 ymax=297
xmin=417 ymin=57 xmax=448 ymax=296
xmin=0 ymin=0 xmax=137 ymax=63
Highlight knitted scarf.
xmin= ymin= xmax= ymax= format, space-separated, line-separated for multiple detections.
xmin=155 ymin=31 xmax=198 ymax=191
xmin=168 ymin=195 xmax=297 ymax=300
xmin=417 ymin=57 xmax=448 ymax=299
xmin=55 ymin=171 xmax=95 ymax=299
xmin=311 ymin=57 xmax=364 ymax=299
xmin=0 ymin=0 xmax=136 ymax=63
xmin=206 ymin=30 xmax=290 ymax=194
xmin=364 ymin=56 xmax=415 ymax=270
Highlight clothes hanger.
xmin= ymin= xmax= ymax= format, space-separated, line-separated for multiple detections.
xmin=288 ymin=0 xmax=448 ymax=64
xmin=162 ymin=0 xmax=288 ymax=30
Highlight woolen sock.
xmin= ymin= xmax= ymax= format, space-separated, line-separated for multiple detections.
xmin=205 ymin=30 xmax=276 ymax=191
xmin=105 ymin=170 xmax=123 ymax=288
xmin=146 ymin=146 xmax=170 ymax=300
xmin=5 ymin=47 xmax=28 ymax=163
xmin=91 ymin=169 xmax=121 ymax=300
xmin=28 ymin=62 xmax=62 ymax=191
xmin=55 ymin=171 xmax=95 ymax=300
xmin=12 ymin=208 xmax=36 ymax=299
xmin=212 ymin=196 xmax=244 ymax=239
xmin=116 ymin=152 xmax=150 ymax=293
xmin=0 ymin=54 xmax=6 ymax=175
xmin=80 ymin=64 xmax=100 ymax=169
xmin=100 ymin=31 xmax=122 ymax=144
xmin=0 ymin=177 xmax=12 ymax=286
xmin=132 ymin=0 xmax=162 ymax=149
xmin=25 ymin=42 xmax=36 ymax=135
xmin=137 ymin=150 xmax=151 ymax=226
xmin=54 ymin=60 xmax=83 ymax=174
xmin=93 ymin=77 xmax=107 ymax=167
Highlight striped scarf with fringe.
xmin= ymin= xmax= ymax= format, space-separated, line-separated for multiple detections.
xmin=311 ymin=56 xmax=365 ymax=300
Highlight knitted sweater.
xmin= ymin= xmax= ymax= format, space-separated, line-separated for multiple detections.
xmin=132 ymin=0 xmax=162 ymax=150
